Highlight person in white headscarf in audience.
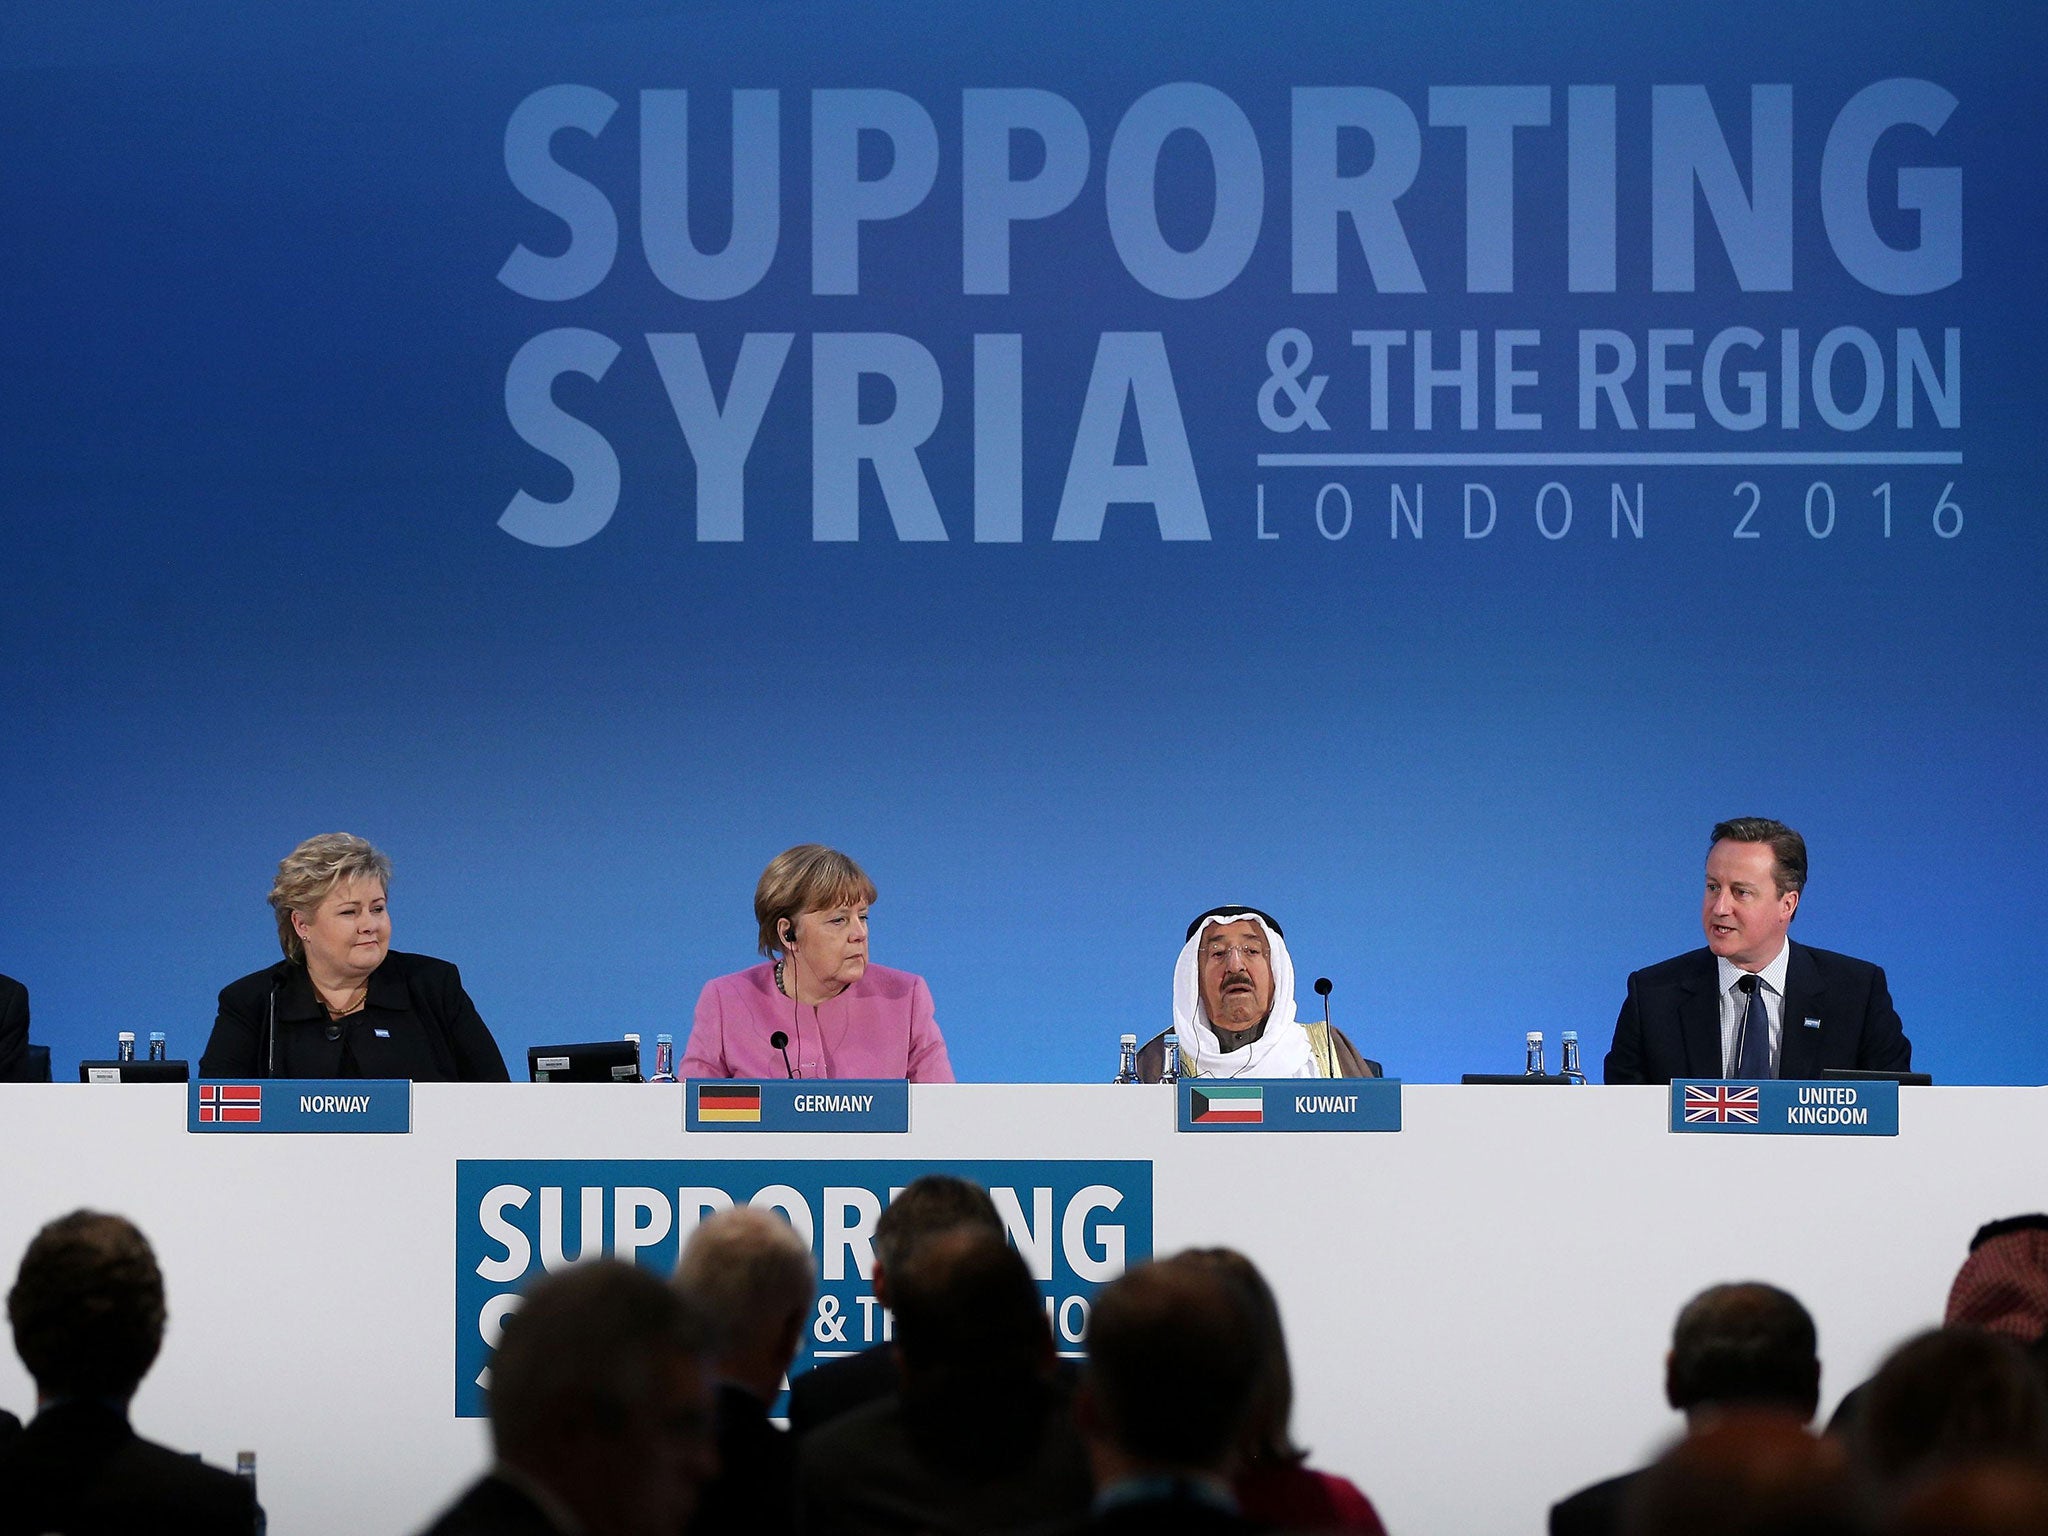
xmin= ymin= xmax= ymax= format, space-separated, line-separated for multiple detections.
xmin=1134 ymin=906 xmax=1377 ymax=1081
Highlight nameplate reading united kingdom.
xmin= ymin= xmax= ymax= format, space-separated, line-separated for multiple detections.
xmin=1669 ymin=1079 xmax=1898 ymax=1137
xmin=1175 ymin=1078 xmax=1402 ymax=1133
xmin=685 ymin=1079 xmax=909 ymax=1134
xmin=187 ymin=1079 xmax=412 ymax=1135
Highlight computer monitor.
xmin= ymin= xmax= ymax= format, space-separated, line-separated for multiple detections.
xmin=79 ymin=1060 xmax=191 ymax=1084
xmin=528 ymin=1041 xmax=643 ymax=1083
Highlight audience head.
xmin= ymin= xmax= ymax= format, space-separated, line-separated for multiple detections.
xmin=7 ymin=1210 xmax=165 ymax=1404
xmin=1666 ymin=1283 xmax=1822 ymax=1423
xmin=1177 ymin=1246 xmax=1303 ymax=1465
xmin=891 ymin=1227 xmax=1050 ymax=1386
xmin=488 ymin=1260 xmax=717 ymax=1536
xmin=872 ymin=1174 xmax=1003 ymax=1305
xmin=1853 ymin=1327 xmax=2048 ymax=1493
xmin=1080 ymin=1254 xmax=1260 ymax=1478
xmin=1946 ymin=1216 xmax=2048 ymax=1342
xmin=674 ymin=1208 xmax=814 ymax=1400
xmin=1889 ymin=1457 xmax=2048 ymax=1536
xmin=1623 ymin=1410 xmax=1862 ymax=1536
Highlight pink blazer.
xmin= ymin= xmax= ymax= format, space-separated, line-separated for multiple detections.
xmin=680 ymin=962 xmax=955 ymax=1082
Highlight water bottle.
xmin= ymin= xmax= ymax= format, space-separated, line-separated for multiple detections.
xmin=117 ymin=1031 xmax=136 ymax=1062
xmin=651 ymin=1033 xmax=677 ymax=1083
xmin=148 ymin=1031 xmax=167 ymax=1062
xmin=1160 ymin=1035 xmax=1181 ymax=1084
xmin=1560 ymin=1030 xmax=1586 ymax=1084
xmin=1524 ymin=1030 xmax=1546 ymax=1077
xmin=1113 ymin=1033 xmax=1138 ymax=1084
xmin=237 ymin=1451 xmax=266 ymax=1535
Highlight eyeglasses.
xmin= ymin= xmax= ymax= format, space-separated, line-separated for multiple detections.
xmin=1202 ymin=941 xmax=1267 ymax=966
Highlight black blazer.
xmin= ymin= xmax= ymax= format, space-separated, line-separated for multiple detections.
xmin=201 ymin=951 xmax=509 ymax=1081
xmin=0 ymin=973 xmax=28 ymax=1083
xmin=1605 ymin=941 xmax=1911 ymax=1085
xmin=788 ymin=1344 xmax=899 ymax=1438
xmin=690 ymin=1382 xmax=797 ymax=1536
xmin=1550 ymin=1470 xmax=1639 ymax=1536
xmin=0 ymin=1399 xmax=260 ymax=1536
xmin=417 ymin=1473 xmax=574 ymax=1536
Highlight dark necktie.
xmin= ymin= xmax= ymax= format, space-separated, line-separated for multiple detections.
xmin=1735 ymin=974 xmax=1772 ymax=1079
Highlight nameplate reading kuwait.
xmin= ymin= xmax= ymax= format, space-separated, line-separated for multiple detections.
xmin=1176 ymin=1078 xmax=1402 ymax=1133
xmin=187 ymin=1079 xmax=412 ymax=1134
xmin=686 ymin=1079 xmax=909 ymax=1133
xmin=1669 ymin=1079 xmax=1899 ymax=1137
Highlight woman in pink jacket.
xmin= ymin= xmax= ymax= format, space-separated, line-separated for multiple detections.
xmin=681 ymin=845 xmax=954 ymax=1082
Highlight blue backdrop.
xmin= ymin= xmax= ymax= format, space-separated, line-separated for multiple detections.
xmin=3 ymin=1 xmax=2039 ymax=1084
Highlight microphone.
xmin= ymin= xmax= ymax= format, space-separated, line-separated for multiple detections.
xmin=1314 ymin=976 xmax=1333 ymax=1027
xmin=264 ymin=985 xmax=278 ymax=1078
xmin=770 ymin=1030 xmax=795 ymax=1079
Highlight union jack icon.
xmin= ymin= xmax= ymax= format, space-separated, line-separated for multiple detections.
xmin=199 ymin=1084 xmax=263 ymax=1124
xmin=1684 ymin=1084 xmax=1760 ymax=1124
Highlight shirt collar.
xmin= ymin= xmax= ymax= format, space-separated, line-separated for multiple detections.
xmin=1717 ymin=940 xmax=1791 ymax=999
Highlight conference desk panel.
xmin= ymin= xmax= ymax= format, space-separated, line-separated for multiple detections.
xmin=0 ymin=1083 xmax=2038 ymax=1535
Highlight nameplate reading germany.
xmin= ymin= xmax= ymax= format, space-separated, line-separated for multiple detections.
xmin=186 ymin=1079 xmax=412 ymax=1135
xmin=1176 ymin=1078 xmax=1403 ymax=1133
xmin=686 ymin=1079 xmax=910 ymax=1134
xmin=1669 ymin=1079 xmax=1899 ymax=1137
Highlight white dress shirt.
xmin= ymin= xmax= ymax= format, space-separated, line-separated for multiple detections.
xmin=1716 ymin=943 xmax=1790 ymax=1077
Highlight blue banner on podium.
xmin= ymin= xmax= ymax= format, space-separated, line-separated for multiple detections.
xmin=1669 ymin=1079 xmax=1899 ymax=1137
xmin=1176 ymin=1078 xmax=1402 ymax=1133
xmin=686 ymin=1079 xmax=910 ymax=1133
xmin=187 ymin=1079 xmax=412 ymax=1134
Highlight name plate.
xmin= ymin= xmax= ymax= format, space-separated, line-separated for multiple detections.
xmin=1669 ymin=1079 xmax=1898 ymax=1137
xmin=1176 ymin=1078 xmax=1402 ymax=1133
xmin=685 ymin=1079 xmax=909 ymax=1133
xmin=188 ymin=1079 xmax=412 ymax=1134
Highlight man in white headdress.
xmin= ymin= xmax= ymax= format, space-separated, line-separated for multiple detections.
xmin=1135 ymin=906 xmax=1377 ymax=1081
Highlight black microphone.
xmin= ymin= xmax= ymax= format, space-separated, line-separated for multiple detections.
xmin=264 ymin=985 xmax=278 ymax=1078
xmin=770 ymin=1030 xmax=795 ymax=1079
xmin=1314 ymin=976 xmax=1333 ymax=1027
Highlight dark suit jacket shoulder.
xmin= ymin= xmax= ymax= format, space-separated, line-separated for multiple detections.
xmin=202 ymin=951 xmax=508 ymax=1081
xmin=1550 ymin=1469 xmax=1639 ymax=1536
xmin=0 ymin=973 xmax=28 ymax=1083
xmin=787 ymin=1343 xmax=899 ymax=1437
xmin=417 ymin=1473 xmax=572 ymax=1536
xmin=1605 ymin=941 xmax=1910 ymax=1085
xmin=0 ymin=1400 xmax=259 ymax=1536
xmin=690 ymin=1382 xmax=797 ymax=1536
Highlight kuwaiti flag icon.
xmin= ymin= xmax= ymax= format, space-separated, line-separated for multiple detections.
xmin=198 ymin=1084 xmax=262 ymax=1124
xmin=1191 ymin=1084 xmax=1264 ymax=1124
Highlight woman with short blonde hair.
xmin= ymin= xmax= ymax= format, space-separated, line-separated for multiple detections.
xmin=200 ymin=833 xmax=508 ymax=1081
xmin=682 ymin=844 xmax=952 ymax=1081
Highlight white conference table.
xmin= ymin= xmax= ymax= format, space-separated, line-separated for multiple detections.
xmin=0 ymin=1082 xmax=2040 ymax=1536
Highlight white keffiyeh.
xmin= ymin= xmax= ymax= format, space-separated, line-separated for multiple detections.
xmin=1171 ymin=911 xmax=1320 ymax=1078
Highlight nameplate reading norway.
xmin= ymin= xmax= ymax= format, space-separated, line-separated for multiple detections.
xmin=187 ymin=1079 xmax=412 ymax=1135
xmin=1669 ymin=1079 xmax=1899 ymax=1137
xmin=1176 ymin=1078 xmax=1402 ymax=1133
xmin=686 ymin=1079 xmax=910 ymax=1133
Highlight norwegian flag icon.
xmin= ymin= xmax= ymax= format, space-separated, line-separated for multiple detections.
xmin=199 ymin=1084 xmax=263 ymax=1124
xmin=1684 ymin=1084 xmax=1761 ymax=1124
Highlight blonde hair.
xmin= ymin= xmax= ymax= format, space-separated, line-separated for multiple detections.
xmin=754 ymin=845 xmax=877 ymax=957
xmin=269 ymin=833 xmax=392 ymax=963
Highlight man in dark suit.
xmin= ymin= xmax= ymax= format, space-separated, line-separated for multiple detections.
xmin=1045 ymin=1255 xmax=1265 ymax=1536
xmin=1549 ymin=1282 xmax=1823 ymax=1536
xmin=0 ymin=973 xmax=28 ymax=1082
xmin=1606 ymin=818 xmax=1911 ymax=1085
xmin=800 ymin=1230 xmax=1092 ymax=1536
xmin=675 ymin=1207 xmax=815 ymax=1536
xmin=418 ymin=1260 xmax=717 ymax=1536
xmin=0 ymin=1209 xmax=262 ymax=1535
xmin=787 ymin=1173 xmax=1004 ymax=1436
